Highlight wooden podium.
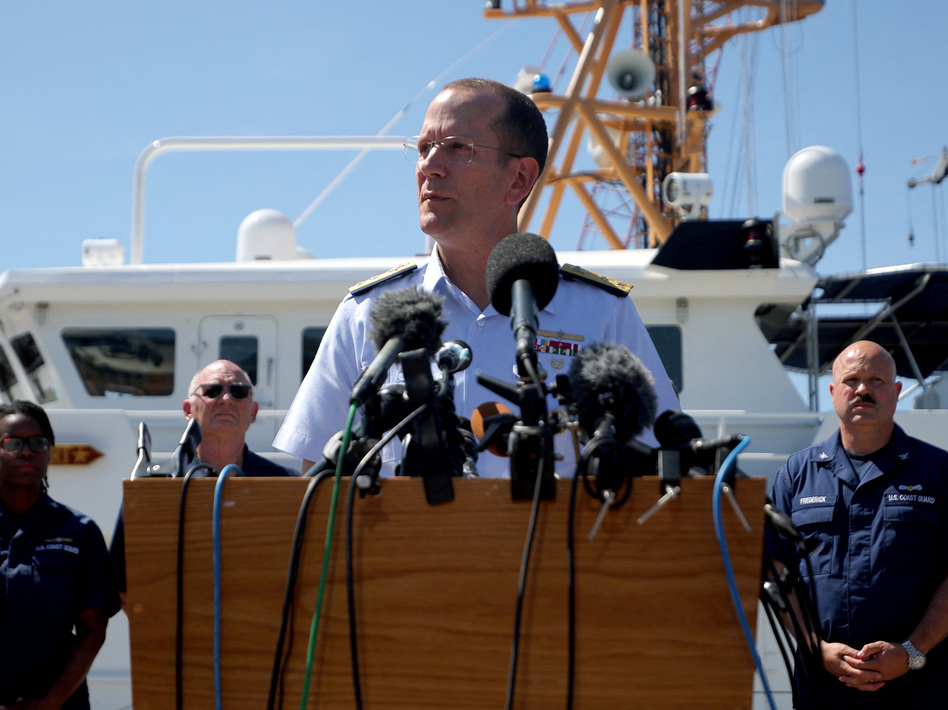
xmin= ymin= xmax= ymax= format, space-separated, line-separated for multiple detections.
xmin=123 ymin=475 xmax=766 ymax=709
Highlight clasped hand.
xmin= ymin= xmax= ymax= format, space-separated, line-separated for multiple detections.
xmin=822 ymin=640 xmax=909 ymax=691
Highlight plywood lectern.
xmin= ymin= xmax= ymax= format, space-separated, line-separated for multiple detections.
xmin=123 ymin=475 xmax=765 ymax=709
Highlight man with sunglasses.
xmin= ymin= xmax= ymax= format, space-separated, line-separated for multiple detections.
xmin=111 ymin=360 xmax=291 ymax=609
xmin=276 ymin=78 xmax=678 ymax=480
xmin=183 ymin=360 xmax=292 ymax=478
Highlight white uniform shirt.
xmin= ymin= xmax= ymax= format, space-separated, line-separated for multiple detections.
xmin=274 ymin=251 xmax=680 ymax=478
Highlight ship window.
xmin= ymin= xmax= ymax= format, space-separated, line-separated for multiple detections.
xmin=0 ymin=347 xmax=17 ymax=403
xmin=219 ymin=336 xmax=258 ymax=385
xmin=646 ymin=325 xmax=683 ymax=394
xmin=301 ymin=327 xmax=327 ymax=381
xmin=10 ymin=332 xmax=57 ymax=403
xmin=62 ymin=328 xmax=175 ymax=397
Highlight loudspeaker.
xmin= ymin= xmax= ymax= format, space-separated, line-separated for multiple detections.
xmin=606 ymin=50 xmax=655 ymax=99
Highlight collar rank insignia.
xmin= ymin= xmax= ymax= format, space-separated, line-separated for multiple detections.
xmin=818 ymin=451 xmax=830 ymax=460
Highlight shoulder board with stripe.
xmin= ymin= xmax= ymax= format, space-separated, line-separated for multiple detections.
xmin=559 ymin=263 xmax=632 ymax=297
xmin=348 ymin=263 xmax=419 ymax=295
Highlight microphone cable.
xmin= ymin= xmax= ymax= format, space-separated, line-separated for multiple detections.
xmin=175 ymin=463 xmax=214 ymax=710
xmin=566 ymin=465 xmax=581 ymax=710
xmin=710 ymin=437 xmax=779 ymax=710
xmin=297 ymin=402 xmax=358 ymax=710
xmin=503 ymin=432 xmax=550 ymax=710
xmin=212 ymin=464 xmax=245 ymax=710
xmin=344 ymin=401 xmax=432 ymax=710
xmin=760 ymin=507 xmax=825 ymax=695
xmin=266 ymin=467 xmax=336 ymax=710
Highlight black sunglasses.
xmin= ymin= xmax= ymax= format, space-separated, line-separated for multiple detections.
xmin=193 ymin=383 xmax=252 ymax=400
xmin=1 ymin=436 xmax=52 ymax=454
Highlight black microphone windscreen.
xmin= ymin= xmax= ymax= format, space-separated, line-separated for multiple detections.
xmin=568 ymin=342 xmax=657 ymax=442
xmin=653 ymin=409 xmax=703 ymax=449
xmin=368 ymin=286 xmax=446 ymax=356
xmin=485 ymin=233 xmax=559 ymax=316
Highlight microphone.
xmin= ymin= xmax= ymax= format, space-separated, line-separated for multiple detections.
xmin=653 ymin=409 xmax=703 ymax=450
xmin=653 ymin=410 xmax=744 ymax=479
xmin=764 ymin=503 xmax=803 ymax=544
xmin=485 ymin=233 xmax=559 ymax=367
xmin=568 ymin=343 xmax=658 ymax=444
xmin=436 ymin=340 xmax=473 ymax=375
xmin=306 ymin=384 xmax=409 ymax=478
xmin=141 ymin=418 xmax=202 ymax=478
xmin=349 ymin=286 xmax=445 ymax=407
xmin=567 ymin=343 xmax=658 ymax=498
xmin=457 ymin=416 xmax=479 ymax=478
xmin=471 ymin=401 xmax=516 ymax=457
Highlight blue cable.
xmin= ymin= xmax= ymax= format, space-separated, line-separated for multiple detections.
xmin=711 ymin=437 xmax=778 ymax=710
xmin=213 ymin=464 xmax=244 ymax=710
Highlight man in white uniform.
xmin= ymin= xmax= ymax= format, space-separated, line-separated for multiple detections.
xmin=274 ymin=78 xmax=679 ymax=478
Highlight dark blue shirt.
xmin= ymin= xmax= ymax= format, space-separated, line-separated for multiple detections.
xmin=770 ymin=426 xmax=948 ymax=709
xmin=0 ymin=494 xmax=120 ymax=708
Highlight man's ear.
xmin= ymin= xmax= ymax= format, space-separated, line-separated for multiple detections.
xmin=182 ymin=400 xmax=193 ymax=420
xmin=506 ymin=156 xmax=540 ymax=207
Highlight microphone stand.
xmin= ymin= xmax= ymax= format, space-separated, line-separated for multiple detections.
xmin=399 ymin=348 xmax=455 ymax=504
xmin=477 ymin=358 xmax=556 ymax=501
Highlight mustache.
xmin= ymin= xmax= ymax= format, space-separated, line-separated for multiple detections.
xmin=850 ymin=394 xmax=876 ymax=406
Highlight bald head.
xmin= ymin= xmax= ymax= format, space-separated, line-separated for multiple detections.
xmin=187 ymin=360 xmax=253 ymax=398
xmin=832 ymin=341 xmax=897 ymax=382
xmin=830 ymin=341 xmax=901 ymax=453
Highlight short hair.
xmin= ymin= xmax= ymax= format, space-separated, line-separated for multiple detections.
xmin=0 ymin=400 xmax=55 ymax=446
xmin=443 ymin=77 xmax=548 ymax=177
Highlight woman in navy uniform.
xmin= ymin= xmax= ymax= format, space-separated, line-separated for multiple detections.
xmin=0 ymin=401 xmax=119 ymax=709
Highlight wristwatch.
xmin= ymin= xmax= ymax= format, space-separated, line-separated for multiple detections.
xmin=902 ymin=639 xmax=927 ymax=670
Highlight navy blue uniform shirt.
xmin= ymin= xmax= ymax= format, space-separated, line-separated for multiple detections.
xmin=1 ymin=494 xmax=120 ymax=708
xmin=770 ymin=426 xmax=948 ymax=709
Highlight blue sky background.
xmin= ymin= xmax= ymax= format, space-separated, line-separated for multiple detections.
xmin=1 ymin=1 xmax=946 ymax=275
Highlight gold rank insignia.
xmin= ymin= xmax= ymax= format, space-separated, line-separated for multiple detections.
xmin=559 ymin=263 xmax=632 ymax=297
xmin=348 ymin=263 xmax=419 ymax=295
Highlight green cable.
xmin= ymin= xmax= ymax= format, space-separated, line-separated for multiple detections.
xmin=298 ymin=402 xmax=358 ymax=709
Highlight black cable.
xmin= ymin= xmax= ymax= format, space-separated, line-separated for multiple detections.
xmin=344 ymin=401 xmax=430 ymax=710
xmin=566 ymin=469 xmax=580 ymax=710
xmin=761 ymin=520 xmax=825 ymax=693
xmin=175 ymin=463 xmax=214 ymax=710
xmin=503 ymin=438 xmax=548 ymax=710
xmin=760 ymin=582 xmax=796 ymax=679
xmin=345 ymin=476 xmax=363 ymax=710
xmin=266 ymin=469 xmax=335 ymax=710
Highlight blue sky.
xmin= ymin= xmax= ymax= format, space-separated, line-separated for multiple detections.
xmin=1 ymin=1 xmax=946 ymax=274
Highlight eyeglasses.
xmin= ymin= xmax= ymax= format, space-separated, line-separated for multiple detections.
xmin=1 ymin=436 xmax=52 ymax=454
xmin=191 ymin=383 xmax=253 ymax=400
xmin=403 ymin=135 xmax=521 ymax=165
